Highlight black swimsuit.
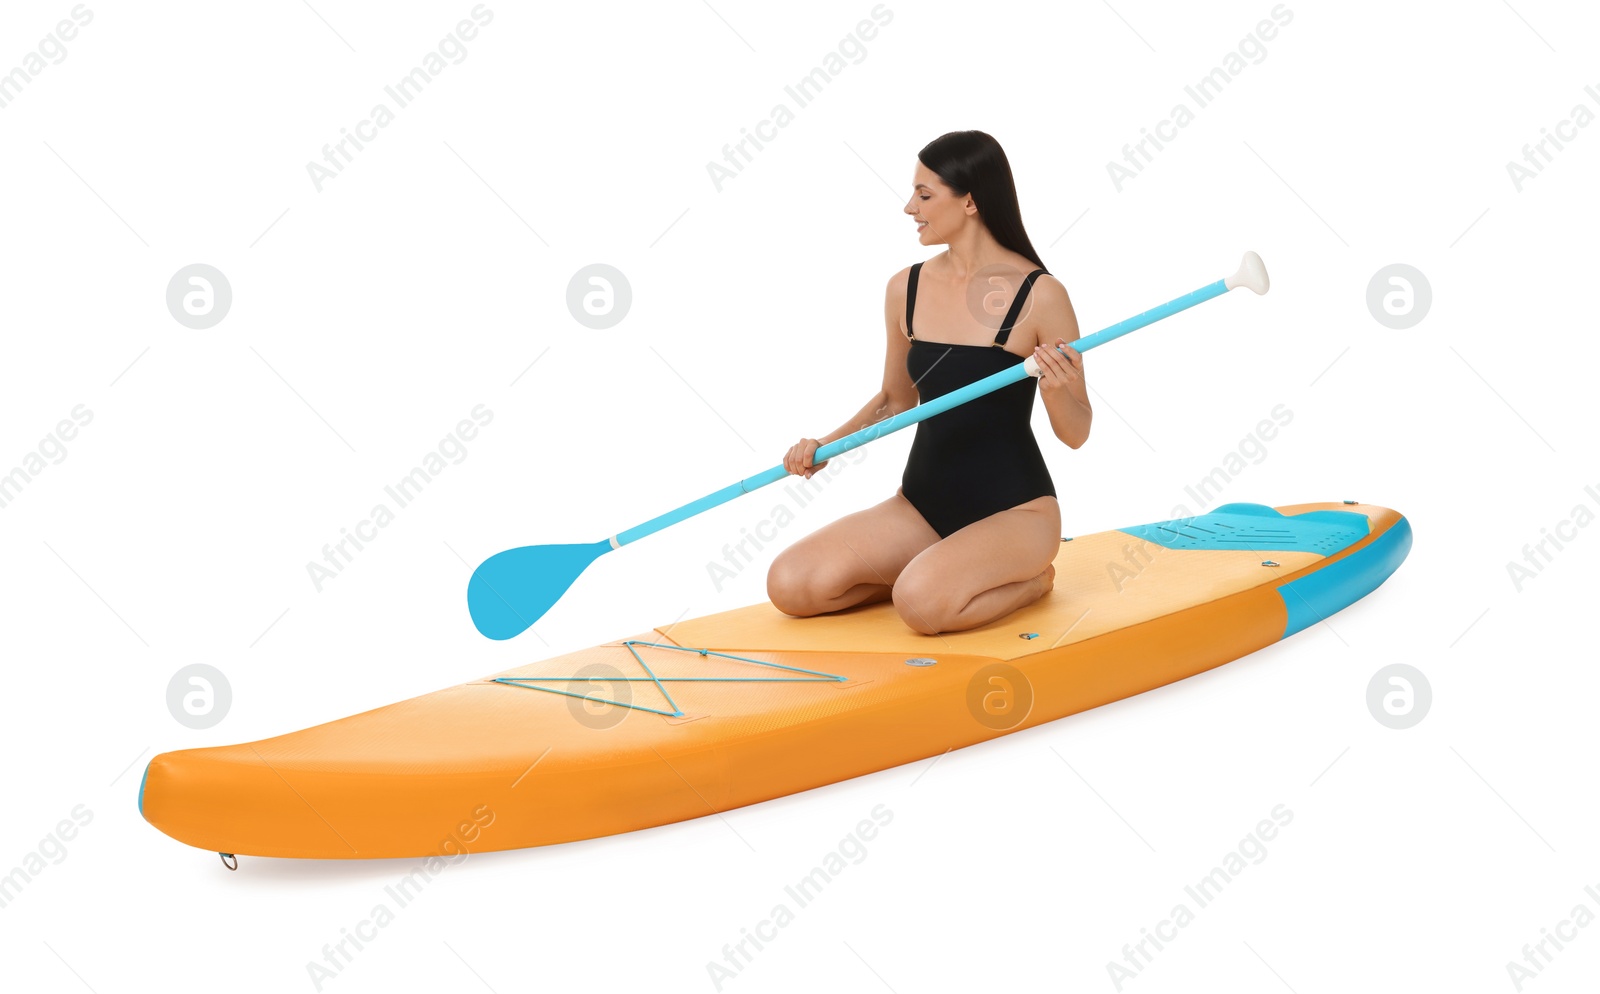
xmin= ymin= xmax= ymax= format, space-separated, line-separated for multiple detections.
xmin=900 ymin=261 xmax=1056 ymax=538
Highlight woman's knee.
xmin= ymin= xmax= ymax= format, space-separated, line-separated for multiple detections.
xmin=767 ymin=546 xmax=848 ymax=617
xmin=891 ymin=568 xmax=956 ymax=634
xmin=766 ymin=549 xmax=813 ymax=616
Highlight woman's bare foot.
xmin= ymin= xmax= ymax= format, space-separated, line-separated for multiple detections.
xmin=1035 ymin=562 xmax=1055 ymax=596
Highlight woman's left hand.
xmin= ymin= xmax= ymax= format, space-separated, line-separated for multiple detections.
xmin=1034 ymin=338 xmax=1084 ymax=398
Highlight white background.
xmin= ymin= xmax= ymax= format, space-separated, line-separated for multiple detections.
xmin=1 ymin=0 xmax=1596 ymax=991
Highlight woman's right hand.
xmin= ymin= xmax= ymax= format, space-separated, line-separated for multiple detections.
xmin=783 ymin=438 xmax=828 ymax=479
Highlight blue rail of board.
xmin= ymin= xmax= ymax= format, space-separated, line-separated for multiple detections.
xmin=1277 ymin=515 xmax=1412 ymax=638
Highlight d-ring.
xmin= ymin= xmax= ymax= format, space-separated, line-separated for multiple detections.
xmin=219 ymin=852 xmax=238 ymax=871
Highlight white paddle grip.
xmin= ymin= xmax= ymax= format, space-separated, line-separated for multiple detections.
xmin=1225 ymin=250 xmax=1270 ymax=295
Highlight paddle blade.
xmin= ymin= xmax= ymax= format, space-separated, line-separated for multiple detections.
xmin=467 ymin=540 xmax=612 ymax=640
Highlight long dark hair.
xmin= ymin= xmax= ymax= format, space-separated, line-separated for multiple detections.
xmin=918 ymin=131 xmax=1047 ymax=272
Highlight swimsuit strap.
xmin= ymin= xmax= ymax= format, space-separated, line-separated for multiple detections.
xmin=905 ymin=261 xmax=923 ymax=340
xmin=993 ymin=268 xmax=1047 ymax=347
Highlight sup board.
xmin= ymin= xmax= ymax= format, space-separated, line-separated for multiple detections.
xmin=140 ymin=500 xmax=1411 ymax=860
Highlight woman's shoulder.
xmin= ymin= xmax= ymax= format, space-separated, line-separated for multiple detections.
xmin=1022 ymin=272 xmax=1075 ymax=341
xmin=1029 ymin=270 xmax=1069 ymax=303
xmin=884 ymin=255 xmax=937 ymax=302
xmin=997 ymin=257 xmax=1065 ymax=307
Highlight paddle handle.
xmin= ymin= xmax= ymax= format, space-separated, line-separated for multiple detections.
xmin=1044 ymin=276 xmax=1229 ymax=360
xmin=611 ymin=254 xmax=1267 ymax=548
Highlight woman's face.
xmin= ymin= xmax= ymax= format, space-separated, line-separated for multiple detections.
xmin=904 ymin=161 xmax=973 ymax=245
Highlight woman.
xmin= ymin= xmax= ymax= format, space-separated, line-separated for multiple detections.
xmin=767 ymin=130 xmax=1092 ymax=635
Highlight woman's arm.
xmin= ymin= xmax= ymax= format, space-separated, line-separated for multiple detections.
xmin=1028 ymin=276 xmax=1093 ymax=449
xmin=820 ymin=269 xmax=920 ymax=442
xmin=784 ymin=269 xmax=921 ymax=478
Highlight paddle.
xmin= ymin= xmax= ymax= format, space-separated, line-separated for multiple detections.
xmin=468 ymin=251 xmax=1271 ymax=640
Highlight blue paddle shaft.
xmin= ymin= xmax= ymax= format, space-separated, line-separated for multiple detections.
xmin=613 ymin=276 xmax=1230 ymax=548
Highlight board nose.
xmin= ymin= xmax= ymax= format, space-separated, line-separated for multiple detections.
xmin=139 ymin=746 xmax=350 ymax=858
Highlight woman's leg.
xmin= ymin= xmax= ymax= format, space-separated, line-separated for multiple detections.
xmin=767 ymin=489 xmax=941 ymax=617
xmin=892 ymin=496 xmax=1061 ymax=634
